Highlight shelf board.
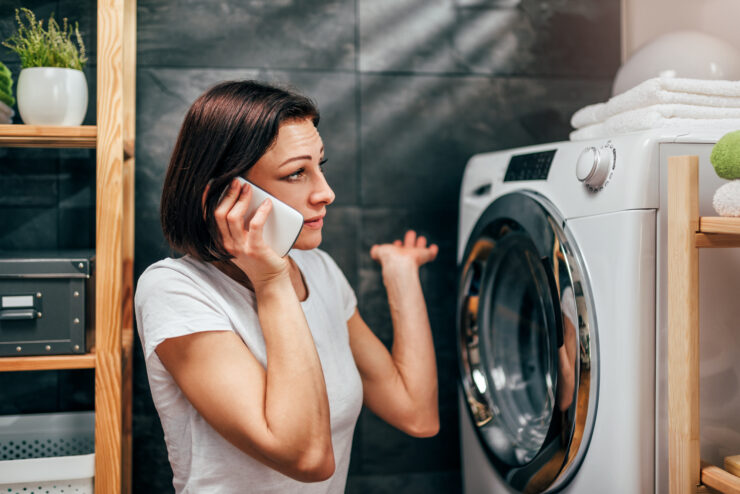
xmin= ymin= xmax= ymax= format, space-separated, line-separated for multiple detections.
xmin=0 ymin=351 xmax=96 ymax=372
xmin=700 ymin=216 xmax=740 ymax=235
xmin=701 ymin=461 xmax=740 ymax=494
xmin=0 ymin=124 xmax=96 ymax=148
xmin=696 ymin=216 xmax=740 ymax=248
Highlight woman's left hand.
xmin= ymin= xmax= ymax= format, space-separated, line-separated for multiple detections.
xmin=370 ymin=230 xmax=438 ymax=272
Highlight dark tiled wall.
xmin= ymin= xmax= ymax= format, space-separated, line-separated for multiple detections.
xmin=0 ymin=0 xmax=620 ymax=492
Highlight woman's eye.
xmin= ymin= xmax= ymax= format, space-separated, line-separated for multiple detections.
xmin=284 ymin=168 xmax=305 ymax=181
xmin=319 ymin=158 xmax=327 ymax=173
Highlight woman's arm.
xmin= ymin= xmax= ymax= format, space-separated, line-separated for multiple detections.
xmin=156 ymin=180 xmax=334 ymax=481
xmin=348 ymin=230 xmax=440 ymax=437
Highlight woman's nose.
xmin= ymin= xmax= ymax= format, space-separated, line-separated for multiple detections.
xmin=311 ymin=172 xmax=335 ymax=206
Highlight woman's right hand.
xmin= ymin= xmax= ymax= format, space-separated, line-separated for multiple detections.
xmin=214 ymin=178 xmax=290 ymax=289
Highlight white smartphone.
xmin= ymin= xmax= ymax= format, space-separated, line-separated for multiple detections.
xmin=220 ymin=177 xmax=304 ymax=257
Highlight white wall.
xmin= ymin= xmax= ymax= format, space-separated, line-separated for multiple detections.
xmin=622 ymin=0 xmax=740 ymax=62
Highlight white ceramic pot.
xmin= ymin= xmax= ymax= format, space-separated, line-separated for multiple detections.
xmin=17 ymin=67 xmax=88 ymax=126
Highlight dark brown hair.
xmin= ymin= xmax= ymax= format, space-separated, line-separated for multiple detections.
xmin=160 ymin=80 xmax=319 ymax=261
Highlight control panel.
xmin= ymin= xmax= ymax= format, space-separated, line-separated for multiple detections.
xmin=504 ymin=150 xmax=556 ymax=182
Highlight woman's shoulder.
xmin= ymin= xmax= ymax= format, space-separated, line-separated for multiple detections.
xmin=136 ymin=256 xmax=217 ymax=299
xmin=139 ymin=255 xmax=204 ymax=282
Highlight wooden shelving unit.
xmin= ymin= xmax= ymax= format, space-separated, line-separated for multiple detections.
xmin=668 ymin=155 xmax=740 ymax=494
xmin=0 ymin=1 xmax=136 ymax=493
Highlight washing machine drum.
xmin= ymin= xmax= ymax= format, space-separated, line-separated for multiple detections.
xmin=458 ymin=191 xmax=598 ymax=493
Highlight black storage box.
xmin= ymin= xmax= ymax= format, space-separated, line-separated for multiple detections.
xmin=0 ymin=251 xmax=95 ymax=356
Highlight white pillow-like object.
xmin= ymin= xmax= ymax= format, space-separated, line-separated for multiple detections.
xmin=713 ymin=180 xmax=740 ymax=217
xmin=613 ymin=30 xmax=740 ymax=96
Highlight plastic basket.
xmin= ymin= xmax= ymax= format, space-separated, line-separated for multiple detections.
xmin=0 ymin=412 xmax=94 ymax=494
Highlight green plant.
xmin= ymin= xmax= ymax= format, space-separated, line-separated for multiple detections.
xmin=2 ymin=8 xmax=87 ymax=71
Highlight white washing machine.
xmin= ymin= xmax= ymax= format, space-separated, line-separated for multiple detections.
xmin=457 ymin=129 xmax=740 ymax=493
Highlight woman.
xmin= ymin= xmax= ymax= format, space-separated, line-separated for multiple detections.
xmin=135 ymin=80 xmax=439 ymax=493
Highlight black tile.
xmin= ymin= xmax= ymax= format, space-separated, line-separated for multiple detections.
xmin=359 ymin=0 xmax=619 ymax=78
xmin=132 ymin=413 xmax=174 ymax=494
xmin=356 ymin=405 xmax=461 ymax=473
xmin=134 ymin=203 xmax=170 ymax=280
xmin=352 ymin=206 xmax=462 ymax=475
xmin=0 ymin=207 xmax=58 ymax=250
xmin=0 ymin=174 xmax=58 ymax=207
xmin=0 ymin=147 xmax=59 ymax=174
xmin=137 ymin=0 xmax=355 ymax=70
xmin=319 ymin=206 xmax=360 ymax=289
xmin=57 ymin=0 xmax=97 ymax=59
xmin=0 ymin=371 xmax=58 ymax=414
xmin=79 ymin=62 xmax=96 ymax=125
xmin=58 ymin=150 xmax=95 ymax=249
xmin=57 ymin=369 xmax=95 ymax=411
xmin=346 ymin=469 xmax=462 ymax=494
xmin=132 ymin=335 xmax=174 ymax=493
xmin=58 ymin=148 xmax=95 ymax=208
xmin=359 ymin=74 xmax=613 ymax=207
xmin=358 ymin=206 xmax=458 ymax=342
xmin=58 ymin=206 xmax=94 ymax=249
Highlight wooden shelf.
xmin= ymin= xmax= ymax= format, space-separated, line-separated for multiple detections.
xmin=0 ymin=124 xmax=96 ymax=148
xmin=0 ymin=351 xmax=96 ymax=372
xmin=0 ymin=1 xmax=136 ymax=492
xmin=669 ymin=155 xmax=740 ymax=494
xmin=0 ymin=333 xmax=133 ymax=373
xmin=702 ymin=461 xmax=740 ymax=494
xmin=700 ymin=216 xmax=740 ymax=235
xmin=695 ymin=216 xmax=740 ymax=248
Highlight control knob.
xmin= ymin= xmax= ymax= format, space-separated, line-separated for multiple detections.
xmin=576 ymin=146 xmax=614 ymax=189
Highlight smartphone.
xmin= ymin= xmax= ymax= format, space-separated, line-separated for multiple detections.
xmin=220 ymin=177 xmax=304 ymax=257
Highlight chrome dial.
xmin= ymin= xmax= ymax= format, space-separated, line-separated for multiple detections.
xmin=576 ymin=146 xmax=614 ymax=189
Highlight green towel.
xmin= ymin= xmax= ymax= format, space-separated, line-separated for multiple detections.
xmin=0 ymin=74 xmax=11 ymax=94
xmin=0 ymin=89 xmax=15 ymax=108
xmin=0 ymin=63 xmax=14 ymax=102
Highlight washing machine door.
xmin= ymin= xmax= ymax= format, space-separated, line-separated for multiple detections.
xmin=457 ymin=191 xmax=598 ymax=493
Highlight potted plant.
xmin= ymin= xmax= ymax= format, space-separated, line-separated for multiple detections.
xmin=2 ymin=8 xmax=87 ymax=126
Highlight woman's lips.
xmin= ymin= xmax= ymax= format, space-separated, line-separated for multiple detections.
xmin=304 ymin=216 xmax=324 ymax=229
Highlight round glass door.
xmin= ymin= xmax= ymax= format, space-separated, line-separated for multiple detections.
xmin=458 ymin=191 xmax=598 ymax=493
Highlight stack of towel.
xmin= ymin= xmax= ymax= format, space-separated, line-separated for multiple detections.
xmin=570 ymin=77 xmax=740 ymax=141
xmin=0 ymin=62 xmax=15 ymax=124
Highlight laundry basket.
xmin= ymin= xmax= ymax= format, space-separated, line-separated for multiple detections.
xmin=0 ymin=411 xmax=94 ymax=494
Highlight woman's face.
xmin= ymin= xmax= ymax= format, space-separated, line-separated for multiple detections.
xmin=246 ymin=118 xmax=335 ymax=250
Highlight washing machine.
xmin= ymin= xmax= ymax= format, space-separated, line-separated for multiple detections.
xmin=457 ymin=129 xmax=740 ymax=493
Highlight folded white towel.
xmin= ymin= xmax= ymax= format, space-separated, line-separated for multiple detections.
xmin=571 ymin=77 xmax=740 ymax=129
xmin=569 ymin=110 xmax=740 ymax=141
xmin=0 ymin=101 xmax=14 ymax=119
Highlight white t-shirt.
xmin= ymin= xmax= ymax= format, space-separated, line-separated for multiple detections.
xmin=134 ymin=248 xmax=363 ymax=494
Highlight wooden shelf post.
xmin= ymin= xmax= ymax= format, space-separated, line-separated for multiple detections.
xmin=95 ymin=0 xmax=135 ymax=492
xmin=668 ymin=155 xmax=701 ymax=494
